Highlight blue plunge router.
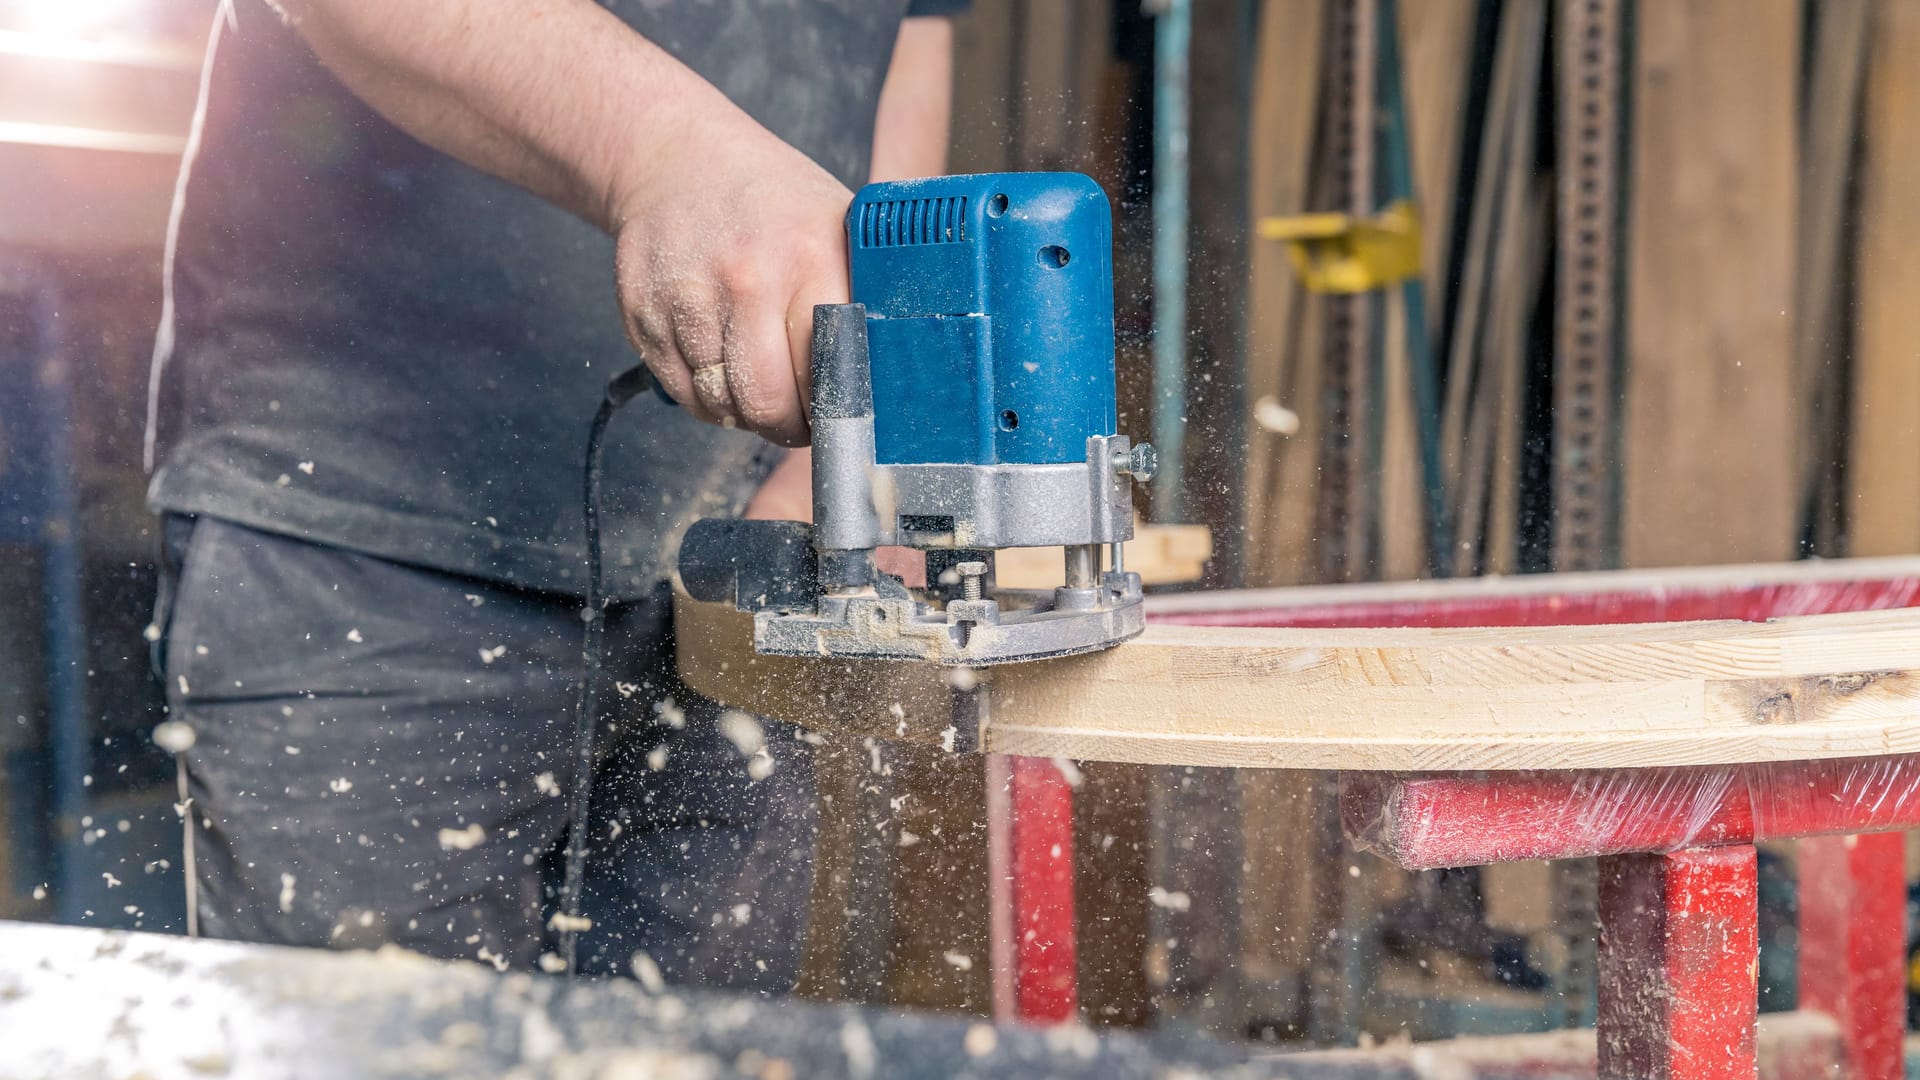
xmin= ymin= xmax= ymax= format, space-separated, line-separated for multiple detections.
xmin=850 ymin=173 xmax=1117 ymax=467
xmin=680 ymin=172 xmax=1156 ymax=667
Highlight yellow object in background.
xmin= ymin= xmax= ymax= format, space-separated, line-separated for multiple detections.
xmin=1258 ymin=199 xmax=1423 ymax=294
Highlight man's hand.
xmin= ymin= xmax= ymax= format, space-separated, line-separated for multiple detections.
xmin=280 ymin=0 xmax=847 ymax=446
xmin=607 ymin=118 xmax=849 ymax=447
xmin=742 ymin=447 xmax=813 ymax=523
xmin=871 ymin=17 xmax=955 ymax=184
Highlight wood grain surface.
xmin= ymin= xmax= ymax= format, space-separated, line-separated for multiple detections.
xmin=1849 ymin=1 xmax=1920 ymax=556
xmin=676 ymin=587 xmax=1920 ymax=773
xmin=1623 ymin=0 xmax=1799 ymax=568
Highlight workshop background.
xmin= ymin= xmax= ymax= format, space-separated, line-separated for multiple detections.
xmin=1 ymin=0 xmax=1915 ymax=1051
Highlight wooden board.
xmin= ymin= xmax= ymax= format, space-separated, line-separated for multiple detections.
xmin=1378 ymin=0 xmax=1479 ymax=579
xmin=1796 ymin=0 xmax=1872 ymax=558
xmin=1848 ymin=1 xmax=1920 ymax=556
xmin=993 ymin=522 xmax=1213 ymax=589
xmin=1439 ymin=0 xmax=1543 ymax=577
xmin=1622 ymin=0 xmax=1799 ymax=568
xmin=676 ymin=586 xmax=1920 ymax=773
xmin=1180 ymin=0 xmax=1258 ymax=590
xmin=1242 ymin=0 xmax=1325 ymax=588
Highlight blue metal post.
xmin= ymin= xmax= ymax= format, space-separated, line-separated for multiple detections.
xmin=1 ymin=268 xmax=91 ymax=922
xmin=33 ymin=282 xmax=90 ymax=924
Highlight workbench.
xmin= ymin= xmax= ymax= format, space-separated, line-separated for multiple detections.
xmin=0 ymin=921 xmax=1395 ymax=1080
xmin=679 ymin=556 xmax=1920 ymax=1078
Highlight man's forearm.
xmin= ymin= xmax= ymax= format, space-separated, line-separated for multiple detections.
xmin=870 ymin=16 xmax=954 ymax=182
xmin=281 ymin=0 xmax=861 ymax=445
xmin=281 ymin=0 xmax=746 ymax=230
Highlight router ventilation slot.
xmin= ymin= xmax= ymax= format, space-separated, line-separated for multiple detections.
xmin=858 ymin=196 xmax=968 ymax=248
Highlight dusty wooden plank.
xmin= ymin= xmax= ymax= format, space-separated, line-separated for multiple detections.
xmin=1472 ymin=0 xmax=1550 ymax=578
xmin=1243 ymin=0 xmax=1325 ymax=588
xmin=1286 ymin=1010 xmax=1844 ymax=1075
xmin=676 ymin=588 xmax=1920 ymax=773
xmin=1183 ymin=0 xmax=1258 ymax=589
xmin=1381 ymin=288 xmax=1426 ymax=580
xmin=1848 ymin=1 xmax=1920 ymax=556
xmin=1623 ymin=0 xmax=1799 ymax=567
xmin=1380 ymin=0 xmax=1475 ymax=580
xmin=1008 ymin=0 xmax=1075 ymax=171
xmin=1440 ymin=0 xmax=1540 ymax=575
xmin=1399 ymin=0 xmax=1476 ymax=299
xmin=993 ymin=521 xmax=1212 ymax=588
xmin=1795 ymin=0 xmax=1871 ymax=557
xmin=1234 ymin=0 xmax=1347 ymax=1005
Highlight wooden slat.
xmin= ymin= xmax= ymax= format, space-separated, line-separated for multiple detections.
xmin=1795 ymin=0 xmax=1871 ymax=557
xmin=1478 ymin=12 xmax=1546 ymax=576
xmin=1399 ymin=1 xmax=1476 ymax=300
xmin=1243 ymin=0 xmax=1325 ymax=587
xmin=1237 ymin=3 xmax=1338 ymax=999
xmin=1377 ymin=0 xmax=1477 ymax=583
xmin=1439 ymin=0 xmax=1536 ymax=573
xmin=1848 ymin=2 xmax=1920 ymax=556
xmin=1623 ymin=0 xmax=1799 ymax=568
xmin=677 ymin=589 xmax=1920 ymax=773
xmin=1182 ymin=0 xmax=1257 ymax=588
xmin=993 ymin=521 xmax=1212 ymax=589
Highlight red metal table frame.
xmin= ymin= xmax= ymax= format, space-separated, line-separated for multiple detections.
xmin=987 ymin=569 xmax=1920 ymax=1078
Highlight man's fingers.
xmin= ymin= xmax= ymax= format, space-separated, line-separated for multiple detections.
xmin=723 ymin=286 xmax=808 ymax=446
xmin=613 ymin=210 xmax=850 ymax=446
xmin=667 ymin=294 xmax=736 ymax=424
xmin=784 ymin=299 xmax=814 ymax=421
xmin=785 ymin=280 xmax=850 ymax=427
xmin=623 ymin=313 xmax=721 ymax=425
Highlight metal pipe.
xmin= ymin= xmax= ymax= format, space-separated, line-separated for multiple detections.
xmin=1149 ymin=0 xmax=1191 ymax=524
xmin=1064 ymin=544 xmax=1100 ymax=589
xmin=28 ymin=277 xmax=91 ymax=925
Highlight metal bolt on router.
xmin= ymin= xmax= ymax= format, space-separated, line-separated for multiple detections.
xmin=679 ymin=172 xmax=1154 ymax=665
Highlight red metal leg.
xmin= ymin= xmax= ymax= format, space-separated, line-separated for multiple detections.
xmin=1010 ymin=755 xmax=1078 ymax=1022
xmin=985 ymin=753 xmax=1078 ymax=1024
xmin=1347 ymin=768 xmax=1919 ymax=1076
xmin=1597 ymin=845 xmax=1759 ymax=1079
xmin=1343 ymin=755 xmax=1920 ymax=869
xmin=1798 ymin=832 xmax=1906 ymax=1080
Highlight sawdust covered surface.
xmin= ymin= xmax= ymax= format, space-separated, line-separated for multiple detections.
xmin=0 ymin=923 xmax=1311 ymax=1079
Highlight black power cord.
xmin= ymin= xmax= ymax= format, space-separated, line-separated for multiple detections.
xmin=559 ymin=364 xmax=657 ymax=974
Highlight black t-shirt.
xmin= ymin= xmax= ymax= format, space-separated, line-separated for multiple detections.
xmin=148 ymin=0 xmax=958 ymax=599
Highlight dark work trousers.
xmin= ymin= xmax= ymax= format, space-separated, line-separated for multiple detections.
xmin=152 ymin=515 xmax=816 ymax=991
